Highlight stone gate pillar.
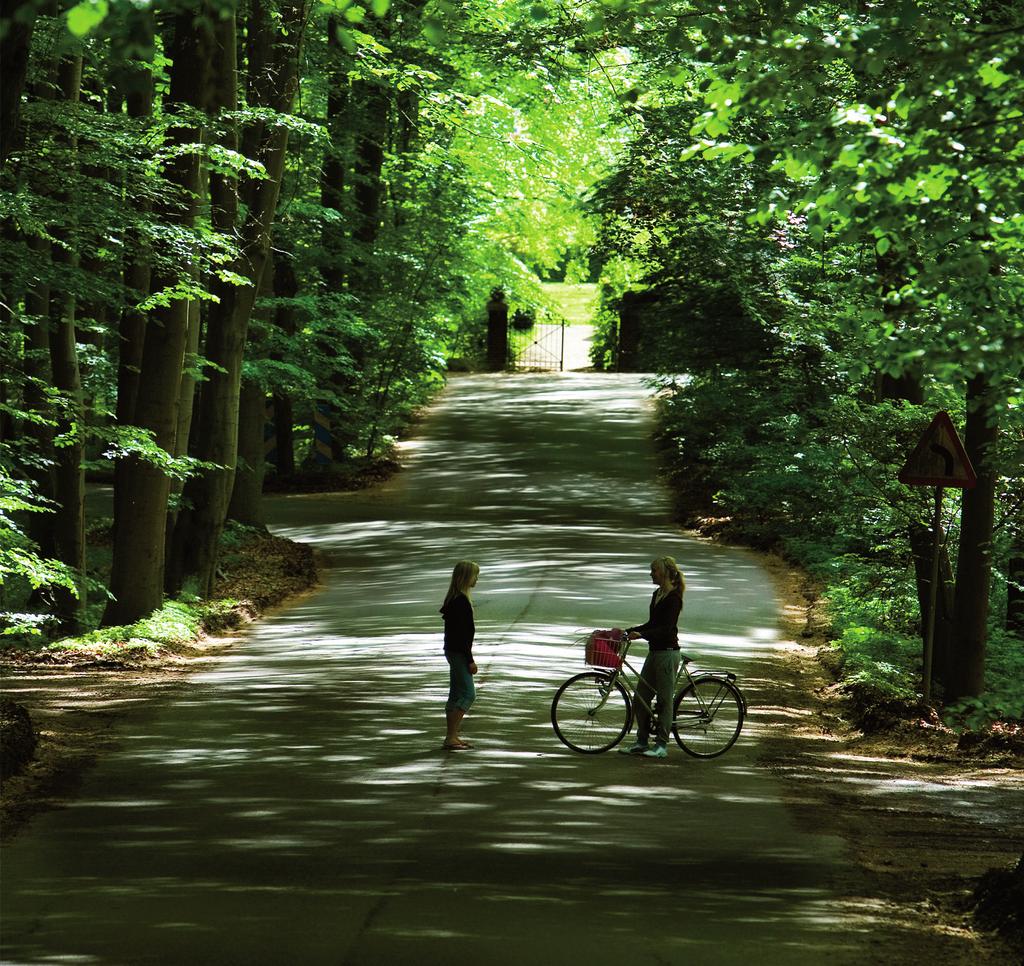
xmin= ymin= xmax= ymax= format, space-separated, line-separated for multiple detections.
xmin=618 ymin=291 xmax=642 ymax=371
xmin=486 ymin=289 xmax=508 ymax=371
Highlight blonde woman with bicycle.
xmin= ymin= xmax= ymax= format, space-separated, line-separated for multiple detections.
xmin=619 ymin=556 xmax=684 ymax=759
xmin=440 ymin=560 xmax=480 ymax=750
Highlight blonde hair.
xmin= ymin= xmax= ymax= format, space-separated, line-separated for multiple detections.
xmin=654 ymin=556 xmax=685 ymax=593
xmin=443 ymin=560 xmax=480 ymax=607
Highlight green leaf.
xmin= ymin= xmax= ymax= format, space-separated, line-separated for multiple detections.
xmin=702 ymin=142 xmax=753 ymax=161
xmin=66 ymin=0 xmax=108 ymax=36
xmin=371 ymin=0 xmax=390 ymax=14
xmin=783 ymin=155 xmax=816 ymax=181
xmin=836 ymin=144 xmax=862 ymax=168
xmin=979 ymin=59 xmax=1011 ymax=88
xmin=875 ymin=236 xmax=890 ymax=256
xmin=679 ymin=141 xmax=709 ymax=162
xmin=422 ymin=18 xmax=445 ymax=44
xmin=703 ymin=116 xmax=729 ymax=138
xmin=921 ymin=175 xmax=949 ymax=201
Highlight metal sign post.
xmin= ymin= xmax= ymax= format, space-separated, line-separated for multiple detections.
xmin=898 ymin=411 xmax=977 ymax=704
xmin=920 ymin=485 xmax=943 ymax=704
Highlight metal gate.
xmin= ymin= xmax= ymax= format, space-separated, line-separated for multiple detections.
xmin=508 ymin=319 xmax=565 ymax=371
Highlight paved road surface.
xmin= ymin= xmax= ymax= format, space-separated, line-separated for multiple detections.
xmin=1 ymin=374 xmax=867 ymax=965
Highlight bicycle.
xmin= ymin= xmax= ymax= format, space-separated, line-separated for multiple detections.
xmin=550 ymin=630 xmax=747 ymax=758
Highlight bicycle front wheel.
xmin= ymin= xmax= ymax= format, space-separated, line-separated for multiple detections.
xmin=551 ymin=672 xmax=632 ymax=754
xmin=672 ymin=676 xmax=744 ymax=758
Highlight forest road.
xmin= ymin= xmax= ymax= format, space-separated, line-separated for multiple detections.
xmin=4 ymin=373 xmax=876 ymax=965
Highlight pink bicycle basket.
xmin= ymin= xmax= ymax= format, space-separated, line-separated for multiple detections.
xmin=585 ymin=629 xmax=625 ymax=669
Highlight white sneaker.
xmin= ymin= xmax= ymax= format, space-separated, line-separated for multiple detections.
xmin=617 ymin=743 xmax=648 ymax=755
xmin=643 ymin=744 xmax=668 ymax=759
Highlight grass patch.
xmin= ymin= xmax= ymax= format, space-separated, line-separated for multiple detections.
xmin=541 ymin=282 xmax=599 ymax=325
xmin=34 ymin=598 xmax=240 ymax=663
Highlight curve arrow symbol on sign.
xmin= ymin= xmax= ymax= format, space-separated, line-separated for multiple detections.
xmin=898 ymin=411 xmax=976 ymax=489
xmin=928 ymin=443 xmax=954 ymax=477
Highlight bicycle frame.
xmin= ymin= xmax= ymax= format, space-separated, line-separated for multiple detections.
xmin=599 ymin=636 xmax=743 ymax=726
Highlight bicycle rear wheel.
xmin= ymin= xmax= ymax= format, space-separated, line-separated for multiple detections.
xmin=672 ymin=676 xmax=744 ymax=758
xmin=551 ymin=672 xmax=632 ymax=754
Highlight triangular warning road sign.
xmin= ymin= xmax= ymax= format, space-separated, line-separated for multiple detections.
xmin=898 ymin=411 xmax=977 ymax=488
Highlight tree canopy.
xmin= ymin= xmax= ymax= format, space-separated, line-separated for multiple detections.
xmin=1 ymin=0 xmax=1021 ymax=720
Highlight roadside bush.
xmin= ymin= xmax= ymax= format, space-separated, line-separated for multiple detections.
xmin=825 ymin=566 xmax=922 ymax=640
xmin=944 ymin=629 xmax=1024 ymax=730
xmin=654 ymin=363 xmax=1019 ymax=733
xmin=827 ymin=623 xmax=921 ymax=732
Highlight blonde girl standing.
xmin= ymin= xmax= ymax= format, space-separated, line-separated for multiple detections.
xmin=440 ymin=561 xmax=479 ymax=750
xmin=620 ymin=556 xmax=685 ymax=759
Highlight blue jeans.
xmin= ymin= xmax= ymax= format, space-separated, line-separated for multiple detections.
xmin=445 ymin=652 xmax=476 ymax=713
xmin=634 ymin=650 xmax=681 ymax=746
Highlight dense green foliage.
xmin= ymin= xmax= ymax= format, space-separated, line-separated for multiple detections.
xmin=1 ymin=0 xmax=1020 ymax=722
xmin=583 ymin=0 xmax=1023 ymax=720
xmin=1 ymin=0 xmax=619 ymax=636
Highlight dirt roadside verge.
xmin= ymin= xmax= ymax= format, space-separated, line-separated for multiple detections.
xmin=754 ymin=551 xmax=1023 ymax=965
xmin=0 ymin=531 xmax=319 ymax=842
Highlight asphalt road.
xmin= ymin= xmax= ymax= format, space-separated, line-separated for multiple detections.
xmin=1 ymin=373 xmax=867 ymax=965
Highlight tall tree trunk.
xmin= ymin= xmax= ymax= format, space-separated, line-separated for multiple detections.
xmin=319 ymin=16 xmax=355 ymax=461
xmin=227 ymin=264 xmax=275 ymax=528
xmin=104 ymin=7 xmax=214 ymax=625
xmin=0 ymin=0 xmax=35 ymax=167
xmin=46 ymin=47 xmax=87 ymax=632
xmin=227 ymin=378 xmax=269 ymax=527
xmin=349 ymin=73 xmax=388 ymax=290
xmin=390 ymin=0 xmax=426 ymax=227
xmin=321 ymin=14 xmax=349 ymax=291
xmin=270 ymin=251 xmax=298 ymax=477
xmin=112 ymin=5 xmax=155 ymax=431
xmin=22 ymin=244 xmax=56 ymax=561
xmin=17 ymin=2 xmax=60 ymax=567
xmin=324 ymin=20 xmax=390 ymax=462
xmin=110 ymin=7 xmax=156 ymax=609
xmin=21 ymin=12 xmax=86 ymax=631
xmin=50 ymin=49 xmax=89 ymax=631
xmin=163 ymin=291 xmax=202 ymax=564
xmin=1008 ymin=534 xmax=1024 ymax=637
xmin=48 ymin=278 xmax=87 ymax=631
xmin=949 ymin=375 xmax=999 ymax=700
xmin=166 ymin=6 xmax=241 ymax=594
xmin=167 ymin=0 xmax=309 ymax=596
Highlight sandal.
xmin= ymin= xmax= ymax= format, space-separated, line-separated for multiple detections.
xmin=442 ymin=740 xmax=471 ymax=750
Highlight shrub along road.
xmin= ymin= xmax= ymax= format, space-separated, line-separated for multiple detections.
xmin=1 ymin=373 xmax=1018 ymax=964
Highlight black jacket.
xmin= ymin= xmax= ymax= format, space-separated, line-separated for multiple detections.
xmin=441 ymin=593 xmax=474 ymax=660
xmin=628 ymin=587 xmax=682 ymax=650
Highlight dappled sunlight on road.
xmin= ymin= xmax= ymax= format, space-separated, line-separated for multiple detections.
xmin=3 ymin=374 xmax=872 ymax=966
